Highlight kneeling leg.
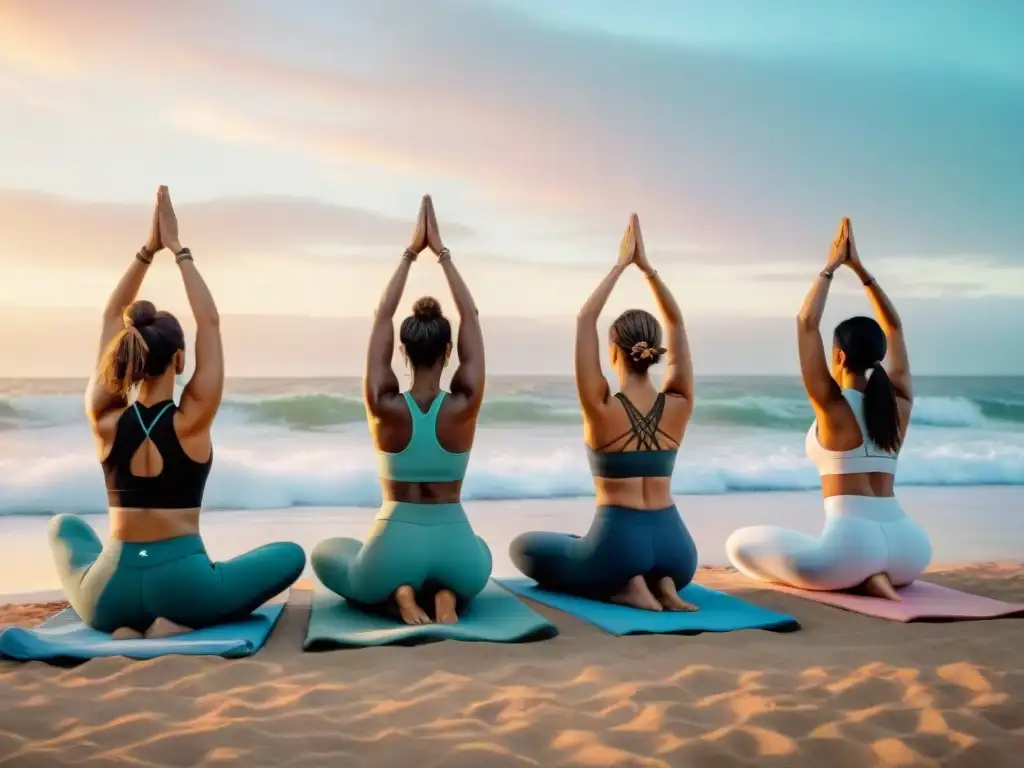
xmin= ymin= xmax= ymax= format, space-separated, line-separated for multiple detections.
xmin=510 ymin=531 xmax=618 ymax=596
xmin=311 ymin=537 xmax=364 ymax=600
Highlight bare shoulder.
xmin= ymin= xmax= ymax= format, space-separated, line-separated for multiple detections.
xmin=436 ymin=390 xmax=477 ymax=452
xmin=370 ymin=393 xmax=413 ymax=453
xmin=93 ymin=404 xmax=129 ymax=448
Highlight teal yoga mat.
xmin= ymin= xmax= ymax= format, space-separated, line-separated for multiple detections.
xmin=0 ymin=604 xmax=285 ymax=661
xmin=497 ymin=578 xmax=799 ymax=636
xmin=304 ymin=581 xmax=557 ymax=648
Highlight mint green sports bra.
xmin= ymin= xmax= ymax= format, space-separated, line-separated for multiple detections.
xmin=376 ymin=392 xmax=471 ymax=483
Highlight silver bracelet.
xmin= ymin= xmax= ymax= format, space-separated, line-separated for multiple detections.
xmin=402 ymin=248 xmax=417 ymax=262
xmin=175 ymin=247 xmax=193 ymax=264
xmin=437 ymin=247 xmax=451 ymax=264
xmin=644 ymin=269 xmax=658 ymax=280
xmin=136 ymin=248 xmax=153 ymax=265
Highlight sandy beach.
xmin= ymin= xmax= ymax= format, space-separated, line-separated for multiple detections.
xmin=1 ymin=487 xmax=1022 ymax=595
xmin=1 ymin=561 xmax=1022 ymax=767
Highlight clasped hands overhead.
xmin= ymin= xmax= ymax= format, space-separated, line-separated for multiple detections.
xmin=405 ymin=195 xmax=448 ymax=263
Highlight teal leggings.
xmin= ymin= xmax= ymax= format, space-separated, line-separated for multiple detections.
xmin=312 ymin=502 xmax=492 ymax=607
xmin=48 ymin=513 xmax=306 ymax=633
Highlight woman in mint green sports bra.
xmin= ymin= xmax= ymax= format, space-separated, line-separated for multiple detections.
xmin=311 ymin=196 xmax=491 ymax=625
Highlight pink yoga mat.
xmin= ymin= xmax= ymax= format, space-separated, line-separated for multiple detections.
xmin=766 ymin=580 xmax=1024 ymax=622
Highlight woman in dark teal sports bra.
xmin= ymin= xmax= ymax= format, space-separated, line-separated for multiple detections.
xmin=311 ymin=196 xmax=492 ymax=625
xmin=48 ymin=186 xmax=305 ymax=638
xmin=510 ymin=214 xmax=700 ymax=612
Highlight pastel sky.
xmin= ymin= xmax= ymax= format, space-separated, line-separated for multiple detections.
xmin=1 ymin=0 xmax=1021 ymax=375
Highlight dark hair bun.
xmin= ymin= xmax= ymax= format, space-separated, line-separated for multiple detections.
xmin=124 ymin=300 xmax=158 ymax=329
xmin=412 ymin=296 xmax=443 ymax=321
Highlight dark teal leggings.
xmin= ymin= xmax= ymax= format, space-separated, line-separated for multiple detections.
xmin=48 ymin=513 xmax=306 ymax=633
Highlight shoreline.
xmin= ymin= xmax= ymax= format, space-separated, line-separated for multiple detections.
xmin=0 ymin=479 xmax=1022 ymax=518
xmin=1 ymin=486 xmax=1021 ymax=596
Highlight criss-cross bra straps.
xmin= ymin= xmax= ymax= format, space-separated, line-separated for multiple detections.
xmin=133 ymin=402 xmax=174 ymax=438
xmin=596 ymin=393 xmax=678 ymax=452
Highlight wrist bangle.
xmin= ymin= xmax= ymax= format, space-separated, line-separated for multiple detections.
xmin=437 ymin=247 xmax=451 ymax=264
xmin=644 ymin=269 xmax=658 ymax=280
xmin=175 ymin=247 xmax=193 ymax=264
xmin=402 ymin=248 xmax=417 ymax=262
xmin=136 ymin=248 xmax=153 ymax=265
xmin=819 ymin=270 xmax=834 ymax=280
xmin=861 ymin=275 xmax=875 ymax=287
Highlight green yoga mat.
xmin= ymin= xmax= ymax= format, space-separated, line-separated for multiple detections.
xmin=304 ymin=581 xmax=558 ymax=649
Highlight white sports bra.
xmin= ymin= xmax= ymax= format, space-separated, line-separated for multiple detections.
xmin=805 ymin=389 xmax=898 ymax=476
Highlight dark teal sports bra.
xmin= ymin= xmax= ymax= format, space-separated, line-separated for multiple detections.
xmin=587 ymin=392 xmax=678 ymax=478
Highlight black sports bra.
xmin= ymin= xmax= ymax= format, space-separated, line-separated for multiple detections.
xmin=101 ymin=401 xmax=213 ymax=509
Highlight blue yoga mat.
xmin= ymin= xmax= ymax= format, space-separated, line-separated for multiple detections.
xmin=305 ymin=581 xmax=557 ymax=648
xmin=497 ymin=578 xmax=799 ymax=636
xmin=0 ymin=604 xmax=285 ymax=661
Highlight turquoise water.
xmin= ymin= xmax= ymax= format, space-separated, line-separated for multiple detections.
xmin=0 ymin=376 xmax=1021 ymax=514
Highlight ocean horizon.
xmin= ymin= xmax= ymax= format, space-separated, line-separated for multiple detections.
xmin=1 ymin=375 xmax=1022 ymax=516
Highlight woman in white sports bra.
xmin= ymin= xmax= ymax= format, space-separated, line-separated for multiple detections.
xmin=726 ymin=217 xmax=931 ymax=601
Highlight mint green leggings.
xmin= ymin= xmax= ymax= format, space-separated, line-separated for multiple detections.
xmin=311 ymin=502 xmax=492 ymax=607
xmin=48 ymin=513 xmax=306 ymax=633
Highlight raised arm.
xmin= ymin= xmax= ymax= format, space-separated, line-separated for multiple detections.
xmin=845 ymin=221 xmax=912 ymax=404
xmin=425 ymin=196 xmax=484 ymax=413
xmin=85 ymin=189 xmax=163 ymax=427
xmin=154 ymin=188 xmax=223 ymax=436
xmin=364 ymin=197 xmax=428 ymax=415
xmin=797 ymin=217 xmax=849 ymax=417
xmin=631 ymin=214 xmax=693 ymax=404
xmin=575 ymin=219 xmax=635 ymax=414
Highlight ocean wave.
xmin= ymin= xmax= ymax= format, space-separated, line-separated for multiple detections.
xmin=0 ymin=391 xmax=1021 ymax=432
xmin=1 ymin=436 xmax=1022 ymax=516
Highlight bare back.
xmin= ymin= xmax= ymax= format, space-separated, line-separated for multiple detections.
xmin=816 ymin=391 xmax=912 ymax=498
xmin=369 ymin=388 xmax=480 ymax=504
xmin=584 ymin=385 xmax=691 ymax=510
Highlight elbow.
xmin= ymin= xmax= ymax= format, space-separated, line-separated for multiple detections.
xmin=796 ymin=314 xmax=819 ymax=333
xmin=199 ymin=310 xmax=221 ymax=329
xmin=576 ymin=310 xmax=596 ymax=325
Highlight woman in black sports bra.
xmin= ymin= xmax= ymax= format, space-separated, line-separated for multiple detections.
xmin=510 ymin=214 xmax=699 ymax=612
xmin=46 ymin=186 xmax=306 ymax=637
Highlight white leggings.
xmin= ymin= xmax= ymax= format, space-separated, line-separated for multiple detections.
xmin=725 ymin=495 xmax=932 ymax=591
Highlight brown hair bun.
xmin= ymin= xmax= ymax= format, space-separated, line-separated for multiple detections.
xmin=412 ymin=296 xmax=443 ymax=321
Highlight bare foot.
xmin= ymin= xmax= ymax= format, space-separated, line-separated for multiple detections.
xmin=434 ymin=589 xmax=459 ymax=624
xmin=144 ymin=618 xmax=193 ymax=639
xmin=610 ymin=575 xmax=663 ymax=611
xmin=655 ymin=576 xmax=699 ymax=612
xmin=862 ymin=573 xmax=902 ymax=601
xmin=394 ymin=585 xmax=432 ymax=625
xmin=111 ymin=627 xmax=144 ymax=640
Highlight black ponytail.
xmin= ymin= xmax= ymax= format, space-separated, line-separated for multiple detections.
xmin=862 ymin=364 xmax=902 ymax=453
xmin=834 ymin=315 xmax=902 ymax=453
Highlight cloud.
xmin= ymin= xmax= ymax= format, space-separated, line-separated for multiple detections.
xmin=0 ymin=189 xmax=471 ymax=265
xmin=3 ymin=0 xmax=1022 ymax=269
